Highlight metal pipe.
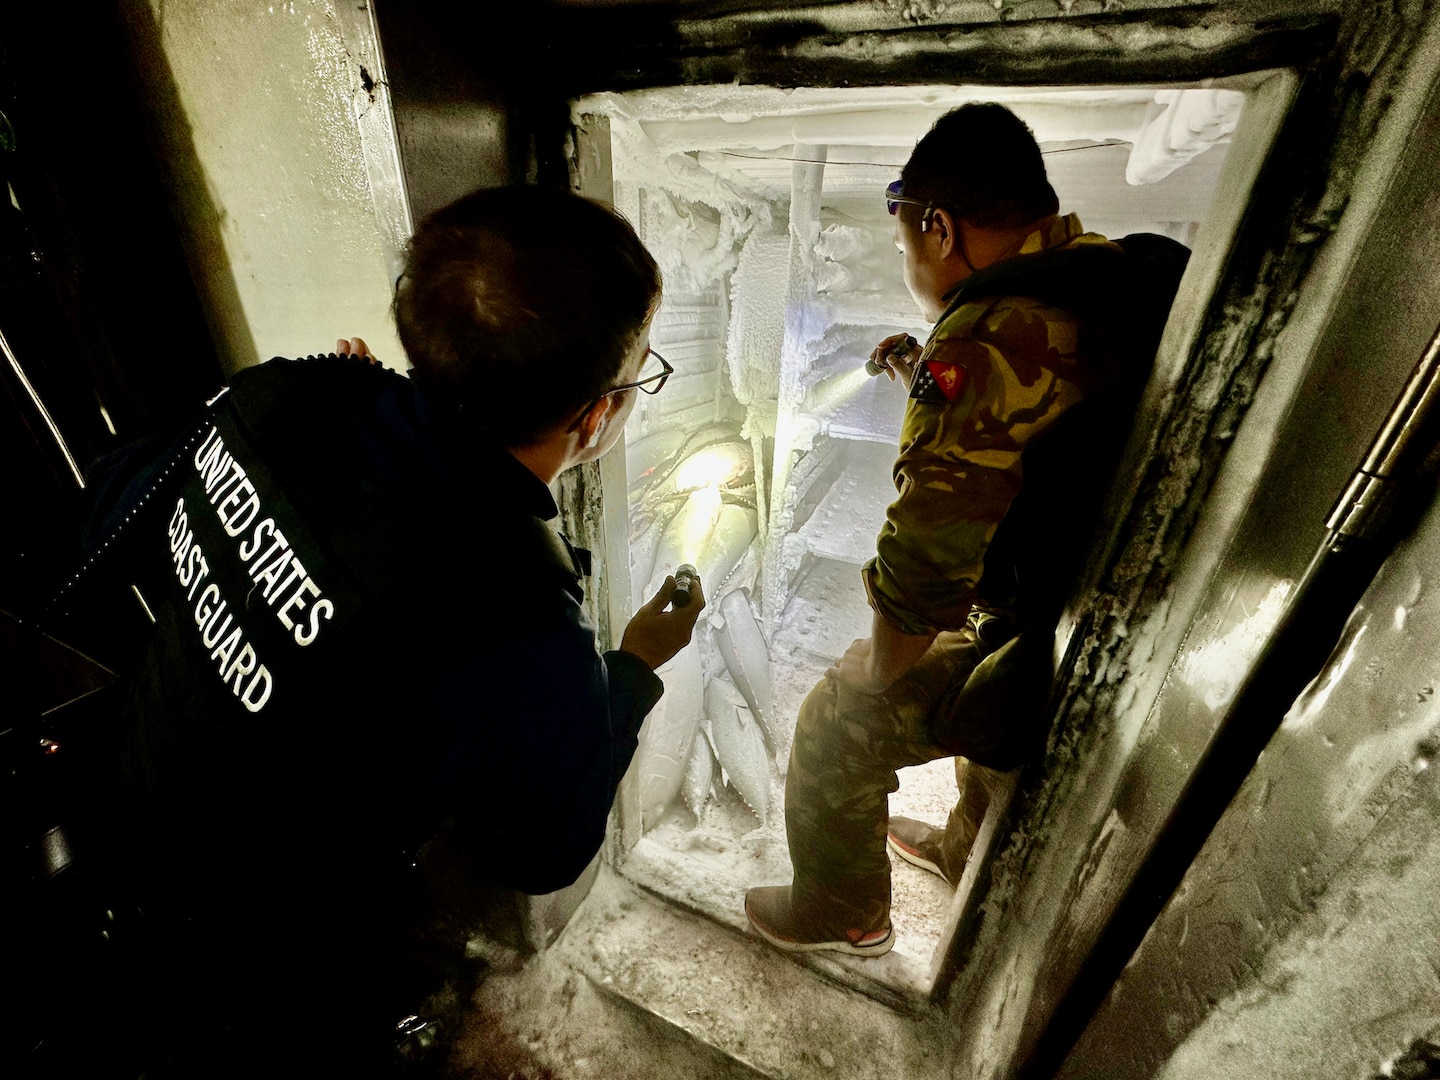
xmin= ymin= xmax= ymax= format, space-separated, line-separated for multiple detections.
xmin=0 ymin=325 xmax=84 ymax=488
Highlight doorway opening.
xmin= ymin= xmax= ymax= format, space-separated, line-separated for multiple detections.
xmin=578 ymin=81 xmax=1258 ymax=996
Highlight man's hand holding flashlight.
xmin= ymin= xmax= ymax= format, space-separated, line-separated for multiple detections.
xmin=619 ymin=571 xmax=707 ymax=670
xmin=866 ymin=333 xmax=919 ymax=388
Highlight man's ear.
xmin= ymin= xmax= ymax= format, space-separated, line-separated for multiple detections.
xmin=575 ymin=395 xmax=612 ymax=448
xmin=928 ymin=207 xmax=958 ymax=257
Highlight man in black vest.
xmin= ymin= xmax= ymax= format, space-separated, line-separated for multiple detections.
xmin=746 ymin=104 xmax=1186 ymax=955
xmin=75 ymin=185 xmax=702 ymax=1074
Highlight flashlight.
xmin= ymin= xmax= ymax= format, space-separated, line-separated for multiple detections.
xmin=672 ymin=564 xmax=698 ymax=607
xmin=865 ymin=335 xmax=917 ymax=377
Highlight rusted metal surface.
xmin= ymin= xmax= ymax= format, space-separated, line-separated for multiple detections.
xmin=543 ymin=4 xmax=1339 ymax=91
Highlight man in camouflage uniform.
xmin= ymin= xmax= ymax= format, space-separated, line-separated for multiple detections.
xmin=745 ymin=103 xmax=1185 ymax=954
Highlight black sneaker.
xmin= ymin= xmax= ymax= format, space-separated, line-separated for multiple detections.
xmin=744 ymin=885 xmax=894 ymax=957
xmin=886 ymin=816 xmax=956 ymax=887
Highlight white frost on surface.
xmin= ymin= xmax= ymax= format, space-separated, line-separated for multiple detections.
xmin=681 ymin=722 xmax=717 ymax=819
xmin=1180 ymin=579 xmax=1292 ymax=710
xmin=1127 ymin=89 xmax=1245 ymax=185
xmin=815 ymin=223 xmax=892 ymax=295
xmin=726 ymin=231 xmax=789 ymax=407
xmin=646 ymin=497 xmax=757 ymax=601
xmin=790 ymin=442 xmax=896 ymax=565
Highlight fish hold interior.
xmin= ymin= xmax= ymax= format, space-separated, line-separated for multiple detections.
xmin=590 ymin=82 xmax=1238 ymax=966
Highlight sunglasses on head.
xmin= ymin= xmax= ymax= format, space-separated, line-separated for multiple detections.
xmin=885 ymin=180 xmax=936 ymax=232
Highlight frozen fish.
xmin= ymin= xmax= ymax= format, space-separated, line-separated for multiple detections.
xmin=681 ymin=725 xmax=717 ymax=819
xmin=651 ymin=439 xmax=753 ymax=502
xmin=705 ymin=675 xmax=770 ymax=825
xmin=646 ymin=487 xmax=719 ymax=591
xmin=626 ymin=429 xmax=688 ymax=494
xmin=714 ymin=588 xmax=779 ymax=754
xmin=631 ymin=642 xmax=705 ymax=831
xmin=697 ymin=504 xmax=758 ymax=592
xmin=634 ymin=424 xmax=741 ymax=494
xmin=647 ymin=495 xmax=757 ymax=600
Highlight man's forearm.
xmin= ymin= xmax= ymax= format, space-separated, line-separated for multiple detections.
xmin=867 ymin=610 xmax=937 ymax=689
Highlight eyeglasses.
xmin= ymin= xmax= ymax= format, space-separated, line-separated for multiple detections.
xmin=604 ymin=349 xmax=673 ymax=397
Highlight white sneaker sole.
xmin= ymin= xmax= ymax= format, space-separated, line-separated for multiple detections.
xmin=887 ymin=834 xmax=950 ymax=883
xmin=746 ymin=911 xmax=895 ymax=957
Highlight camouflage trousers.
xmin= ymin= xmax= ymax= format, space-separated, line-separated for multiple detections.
xmin=784 ymin=609 xmax=1052 ymax=933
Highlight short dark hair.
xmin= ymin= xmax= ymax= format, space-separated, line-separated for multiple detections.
xmin=393 ymin=185 xmax=662 ymax=446
xmin=900 ymin=103 xmax=1059 ymax=230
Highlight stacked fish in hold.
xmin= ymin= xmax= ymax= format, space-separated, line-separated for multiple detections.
xmin=626 ymin=430 xmax=779 ymax=830
xmin=701 ymin=673 xmax=769 ymax=825
xmin=626 ymin=424 xmax=756 ymax=604
xmin=632 ymin=641 xmax=706 ymax=831
xmin=712 ymin=587 xmax=779 ymax=753
xmin=643 ymin=486 xmax=755 ymax=605
xmin=631 ymin=586 xmax=779 ymax=831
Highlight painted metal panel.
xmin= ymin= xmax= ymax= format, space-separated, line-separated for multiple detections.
xmin=1060 ymin=29 xmax=1440 ymax=1079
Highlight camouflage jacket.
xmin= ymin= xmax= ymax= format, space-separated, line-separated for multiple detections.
xmin=862 ymin=213 xmax=1125 ymax=636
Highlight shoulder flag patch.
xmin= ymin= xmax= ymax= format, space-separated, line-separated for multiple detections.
xmin=910 ymin=360 xmax=968 ymax=403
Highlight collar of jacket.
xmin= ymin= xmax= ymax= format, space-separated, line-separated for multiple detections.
xmin=940 ymin=212 xmax=1094 ymax=308
xmin=412 ymin=384 xmax=560 ymax=522
xmin=936 ymin=215 xmax=1133 ymax=327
